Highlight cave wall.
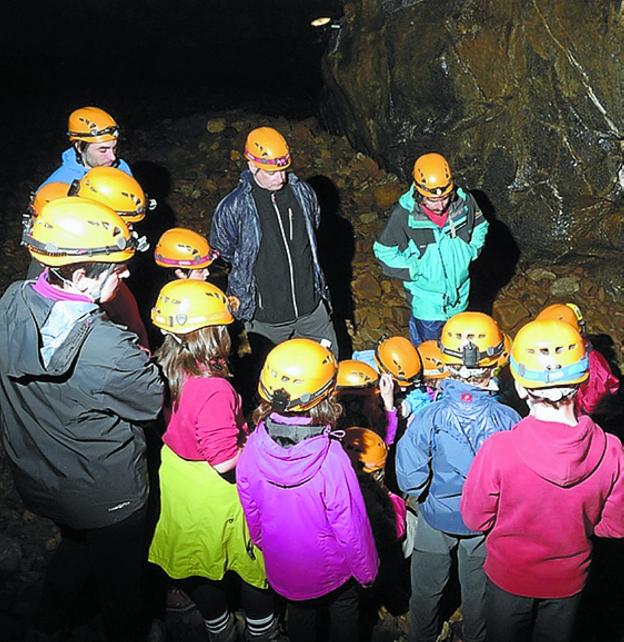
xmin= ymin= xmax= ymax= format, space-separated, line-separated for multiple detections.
xmin=321 ymin=0 xmax=624 ymax=290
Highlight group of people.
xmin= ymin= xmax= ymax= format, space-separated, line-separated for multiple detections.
xmin=0 ymin=105 xmax=621 ymax=642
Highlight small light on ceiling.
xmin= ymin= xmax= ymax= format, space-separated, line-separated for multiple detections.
xmin=310 ymin=16 xmax=340 ymax=29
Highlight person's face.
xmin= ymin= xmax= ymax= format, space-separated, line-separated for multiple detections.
xmin=422 ymin=193 xmax=451 ymax=213
xmin=81 ymin=140 xmax=118 ymax=168
xmin=97 ymin=264 xmax=130 ymax=302
xmin=249 ymin=161 xmax=287 ymax=191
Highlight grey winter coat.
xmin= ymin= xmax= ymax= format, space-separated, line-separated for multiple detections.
xmin=0 ymin=281 xmax=164 ymax=529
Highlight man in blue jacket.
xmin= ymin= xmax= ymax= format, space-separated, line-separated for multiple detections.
xmin=39 ymin=106 xmax=133 ymax=188
xmin=396 ymin=312 xmax=521 ymax=642
xmin=210 ymin=126 xmax=337 ymax=355
xmin=373 ymin=153 xmax=488 ymax=346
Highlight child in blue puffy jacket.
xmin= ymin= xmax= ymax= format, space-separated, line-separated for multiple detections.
xmin=396 ymin=312 xmax=521 ymax=642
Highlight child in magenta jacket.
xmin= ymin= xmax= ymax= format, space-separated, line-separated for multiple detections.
xmin=237 ymin=338 xmax=379 ymax=642
xmin=461 ymin=319 xmax=624 ymax=642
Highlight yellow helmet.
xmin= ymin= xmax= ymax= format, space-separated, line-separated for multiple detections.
xmin=30 ymin=182 xmax=68 ymax=216
xmin=374 ymin=336 xmax=422 ymax=387
xmin=258 ymin=338 xmax=337 ymax=412
xmin=151 ymin=279 xmax=233 ymax=334
xmin=535 ymin=303 xmax=585 ymax=334
xmin=67 ymin=106 xmax=119 ymax=143
xmin=154 ymin=228 xmax=218 ymax=269
xmin=412 ymin=153 xmax=454 ymax=198
xmin=244 ymin=127 xmax=291 ymax=172
xmin=417 ymin=340 xmax=448 ymax=380
xmin=336 ymin=359 xmax=379 ymax=389
xmin=22 ymin=196 xmax=135 ymax=267
xmin=71 ymin=167 xmax=146 ymax=223
xmin=510 ymin=319 xmax=589 ymax=388
xmin=342 ymin=427 xmax=388 ymax=473
xmin=439 ymin=312 xmax=504 ymax=368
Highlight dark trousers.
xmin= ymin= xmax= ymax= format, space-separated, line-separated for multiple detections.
xmin=183 ymin=575 xmax=275 ymax=621
xmin=36 ymin=506 xmax=148 ymax=642
xmin=485 ymin=578 xmax=581 ymax=642
xmin=409 ymin=517 xmax=486 ymax=642
xmin=408 ymin=317 xmax=445 ymax=347
xmin=246 ymin=300 xmax=339 ymax=357
xmin=287 ymin=580 xmax=359 ymax=642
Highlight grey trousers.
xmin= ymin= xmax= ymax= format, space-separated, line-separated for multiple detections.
xmin=245 ymin=300 xmax=338 ymax=356
xmin=409 ymin=516 xmax=487 ymax=642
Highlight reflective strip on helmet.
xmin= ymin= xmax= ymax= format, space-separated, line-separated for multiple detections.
xmin=261 ymin=375 xmax=336 ymax=412
xmin=68 ymin=125 xmax=119 ymax=140
xmin=510 ymin=354 xmax=589 ymax=384
xmin=23 ymin=231 xmax=136 ymax=257
xmin=415 ymin=180 xmax=453 ymax=197
xmin=154 ymin=248 xmax=219 ymax=267
xmin=245 ymin=151 xmax=291 ymax=168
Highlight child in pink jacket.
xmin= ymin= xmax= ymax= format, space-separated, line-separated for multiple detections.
xmin=461 ymin=319 xmax=624 ymax=642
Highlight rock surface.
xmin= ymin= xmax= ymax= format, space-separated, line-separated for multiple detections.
xmin=321 ymin=0 xmax=624 ymax=294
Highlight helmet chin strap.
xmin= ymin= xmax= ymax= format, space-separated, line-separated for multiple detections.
xmin=49 ymin=265 xmax=116 ymax=303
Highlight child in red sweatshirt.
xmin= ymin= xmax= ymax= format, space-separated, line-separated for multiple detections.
xmin=461 ymin=319 xmax=624 ymax=642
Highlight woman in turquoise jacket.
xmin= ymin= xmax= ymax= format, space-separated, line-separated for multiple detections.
xmin=373 ymin=153 xmax=488 ymax=345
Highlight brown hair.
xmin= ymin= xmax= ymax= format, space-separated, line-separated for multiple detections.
xmin=252 ymin=395 xmax=343 ymax=429
xmin=155 ymin=325 xmax=231 ymax=404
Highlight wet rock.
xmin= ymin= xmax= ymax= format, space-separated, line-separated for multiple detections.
xmin=206 ymin=118 xmax=227 ymax=134
xmin=526 ymin=268 xmax=556 ymax=282
xmin=353 ymin=273 xmax=382 ymax=300
xmin=373 ymin=182 xmax=404 ymax=211
xmin=550 ymin=276 xmax=581 ymax=297
xmin=492 ymin=298 xmax=531 ymax=333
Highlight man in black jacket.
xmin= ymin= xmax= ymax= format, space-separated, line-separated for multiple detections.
xmin=210 ymin=126 xmax=337 ymax=356
xmin=0 ymin=197 xmax=164 ymax=641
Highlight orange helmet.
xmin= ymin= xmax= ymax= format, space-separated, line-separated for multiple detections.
xmin=67 ymin=106 xmax=119 ymax=143
xmin=154 ymin=228 xmax=218 ymax=269
xmin=536 ymin=303 xmax=585 ymax=334
xmin=23 ymin=197 xmax=135 ymax=267
xmin=30 ymin=182 xmax=68 ymax=216
xmin=151 ymin=279 xmax=233 ymax=334
xmin=374 ymin=336 xmax=422 ymax=387
xmin=258 ymin=338 xmax=337 ymax=412
xmin=244 ymin=127 xmax=291 ymax=172
xmin=412 ymin=153 xmax=454 ymax=198
xmin=439 ymin=312 xmax=504 ymax=368
xmin=71 ymin=167 xmax=146 ymax=222
xmin=336 ymin=359 xmax=379 ymax=389
xmin=342 ymin=427 xmax=388 ymax=473
xmin=417 ymin=340 xmax=448 ymax=380
xmin=510 ymin=319 xmax=588 ymax=388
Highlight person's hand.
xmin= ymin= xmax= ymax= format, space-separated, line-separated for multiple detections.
xmin=228 ymin=295 xmax=240 ymax=312
xmin=379 ymin=373 xmax=395 ymax=411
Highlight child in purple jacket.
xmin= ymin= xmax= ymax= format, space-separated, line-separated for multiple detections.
xmin=237 ymin=338 xmax=379 ymax=642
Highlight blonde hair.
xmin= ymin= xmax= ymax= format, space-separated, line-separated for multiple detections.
xmin=155 ymin=325 xmax=231 ymax=405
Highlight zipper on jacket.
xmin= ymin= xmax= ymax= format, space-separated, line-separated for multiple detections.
xmin=272 ymin=193 xmax=299 ymax=318
xmin=288 ymin=208 xmax=293 ymax=241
